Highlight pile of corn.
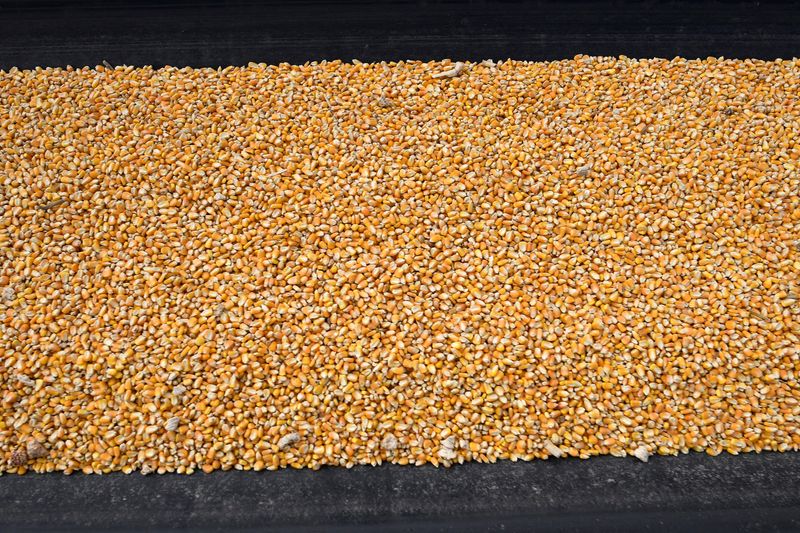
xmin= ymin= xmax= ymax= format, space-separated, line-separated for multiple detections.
xmin=1 ymin=57 xmax=799 ymax=475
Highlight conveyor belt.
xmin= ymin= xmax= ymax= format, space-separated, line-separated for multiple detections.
xmin=0 ymin=2 xmax=798 ymax=531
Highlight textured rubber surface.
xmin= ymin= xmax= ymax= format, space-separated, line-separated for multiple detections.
xmin=0 ymin=1 xmax=799 ymax=69
xmin=1 ymin=452 xmax=799 ymax=531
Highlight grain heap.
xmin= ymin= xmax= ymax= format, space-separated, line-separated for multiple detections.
xmin=1 ymin=57 xmax=799 ymax=474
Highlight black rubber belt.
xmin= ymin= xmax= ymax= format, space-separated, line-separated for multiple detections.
xmin=1 ymin=452 xmax=799 ymax=531
xmin=1 ymin=2 xmax=799 ymax=531
xmin=0 ymin=0 xmax=799 ymax=69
